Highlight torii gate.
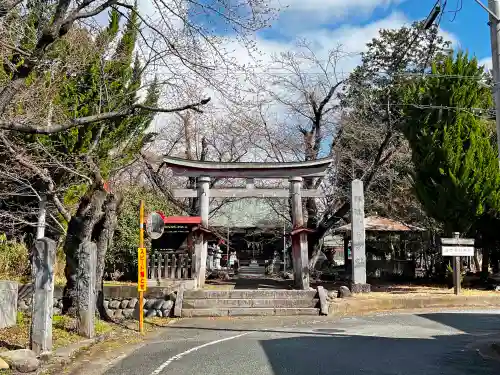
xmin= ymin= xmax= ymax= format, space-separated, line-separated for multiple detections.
xmin=164 ymin=156 xmax=333 ymax=290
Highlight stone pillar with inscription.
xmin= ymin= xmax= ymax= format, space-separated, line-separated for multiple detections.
xmin=30 ymin=238 xmax=56 ymax=354
xmin=350 ymin=179 xmax=370 ymax=293
xmin=76 ymin=241 xmax=97 ymax=338
xmin=196 ymin=176 xmax=210 ymax=287
xmin=289 ymin=177 xmax=310 ymax=290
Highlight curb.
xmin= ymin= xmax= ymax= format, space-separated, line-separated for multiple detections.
xmin=40 ymin=319 xmax=178 ymax=374
xmin=40 ymin=334 xmax=108 ymax=373
xmin=329 ymin=295 xmax=500 ymax=316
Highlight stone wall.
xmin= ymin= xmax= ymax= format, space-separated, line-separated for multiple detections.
xmin=16 ymin=283 xmax=185 ymax=320
xmin=0 ymin=280 xmax=18 ymax=328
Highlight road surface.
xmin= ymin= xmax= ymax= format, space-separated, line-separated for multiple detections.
xmin=104 ymin=310 xmax=500 ymax=375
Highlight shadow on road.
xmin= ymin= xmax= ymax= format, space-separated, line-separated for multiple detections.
xmin=418 ymin=312 xmax=500 ymax=335
xmin=259 ymin=313 xmax=500 ymax=375
xmin=151 ymin=324 xmax=345 ymax=337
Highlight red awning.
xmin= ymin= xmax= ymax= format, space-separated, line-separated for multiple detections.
xmin=163 ymin=216 xmax=202 ymax=225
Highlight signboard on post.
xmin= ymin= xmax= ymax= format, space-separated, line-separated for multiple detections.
xmin=441 ymin=233 xmax=474 ymax=295
xmin=441 ymin=246 xmax=474 ymax=257
xmin=138 ymin=247 xmax=147 ymax=292
xmin=441 ymin=237 xmax=474 ymax=257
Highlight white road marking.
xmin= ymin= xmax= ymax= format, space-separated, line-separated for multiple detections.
xmin=149 ymin=332 xmax=251 ymax=375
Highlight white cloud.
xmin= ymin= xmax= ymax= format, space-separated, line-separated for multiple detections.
xmin=479 ymin=56 xmax=492 ymax=70
xmin=266 ymin=0 xmax=407 ymax=34
xmin=141 ymin=3 xmax=461 ymax=163
xmin=219 ymin=11 xmax=410 ymax=88
xmin=275 ymin=0 xmax=405 ymax=18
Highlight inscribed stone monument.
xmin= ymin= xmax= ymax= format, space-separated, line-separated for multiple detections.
xmin=30 ymin=238 xmax=56 ymax=354
xmin=76 ymin=241 xmax=97 ymax=338
xmin=350 ymin=179 xmax=370 ymax=293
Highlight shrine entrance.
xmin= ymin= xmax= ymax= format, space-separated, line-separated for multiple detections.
xmin=164 ymin=156 xmax=333 ymax=290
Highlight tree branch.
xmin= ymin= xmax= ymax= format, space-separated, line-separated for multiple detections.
xmin=0 ymin=131 xmax=71 ymax=221
xmin=0 ymin=0 xmax=23 ymax=18
xmin=0 ymin=98 xmax=211 ymax=134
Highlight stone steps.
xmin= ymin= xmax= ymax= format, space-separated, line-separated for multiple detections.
xmin=184 ymin=289 xmax=317 ymax=299
xmin=238 ymin=266 xmax=266 ymax=276
xmin=183 ymin=298 xmax=319 ymax=309
xmin=181 ymin=289 xmax=320 ymax=317
xmin=182 ymin=307 xmax=320 ymax=317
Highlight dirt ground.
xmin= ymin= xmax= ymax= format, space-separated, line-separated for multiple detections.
xmin=202 ymin=276 xmax=500 ymax=298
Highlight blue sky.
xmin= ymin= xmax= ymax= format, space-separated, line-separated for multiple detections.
xmin=245 ymin=0 xmax=493 ymax=68
xmin=135 ymin=1 xmax=492 ymax=68
xmin=400 ymin=0 xmax=490 ymax=62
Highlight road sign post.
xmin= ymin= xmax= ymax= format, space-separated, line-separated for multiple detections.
xmin=441 ymin=233 xmax=474 ymax=295
xmin=138 ymin=200 xmax=145 ymax=334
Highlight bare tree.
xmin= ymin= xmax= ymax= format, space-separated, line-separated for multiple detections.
xmin=245 ymin=42 xmax=345 ymax=250
xmin=0 ymin=0 xmax=276 ymax=314
xmin=141 ymin=103 xmax=255 ymax=220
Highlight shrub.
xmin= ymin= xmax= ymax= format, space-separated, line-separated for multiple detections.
xmin=0 ymin=234 xmax=30 ymax=282
xmin=106 ymin=185 xmax=177 ymax=280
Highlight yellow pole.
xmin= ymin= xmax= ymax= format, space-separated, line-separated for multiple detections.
xmin=139 ymin=200 xmax=145 ymax=334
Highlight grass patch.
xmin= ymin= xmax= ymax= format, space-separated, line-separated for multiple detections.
xmin=0 ymin=312 xmax=114 ymax=352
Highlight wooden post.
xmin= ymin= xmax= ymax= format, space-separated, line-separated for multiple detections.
xmin=453 ymin=232 xmax=461 ymax=295
xmin=139 ymin=200 xmax=145 ymax=334
xmin=164 ymin=254 xmax=169 ymax=280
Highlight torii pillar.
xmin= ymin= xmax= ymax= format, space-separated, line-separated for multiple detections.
xmin=195 ymin=176 xmax=210 ymax=288
xmin=289 ymin=177 xmax=310 ymax=289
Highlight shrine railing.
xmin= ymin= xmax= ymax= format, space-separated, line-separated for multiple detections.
xmin=147 ymin=250 xmax=194 ymax=280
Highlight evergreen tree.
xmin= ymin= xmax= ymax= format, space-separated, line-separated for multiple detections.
xmin=32 ymin=4 xmax=156 ymax=203
xmin=402 ymin=52 xmax=500 ymax=236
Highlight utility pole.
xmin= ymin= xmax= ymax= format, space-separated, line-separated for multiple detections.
xmin=476 ymin=0 xmax=500 ymax=167
xmin=488 ymin=0 xmax=500 ymax=168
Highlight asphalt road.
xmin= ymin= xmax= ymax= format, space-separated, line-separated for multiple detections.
xmin=105 ymin=310 xmax=500 ymax=375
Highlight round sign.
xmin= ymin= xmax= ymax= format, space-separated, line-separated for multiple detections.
xmin=146 ymin=212 xmax=165 ymax=239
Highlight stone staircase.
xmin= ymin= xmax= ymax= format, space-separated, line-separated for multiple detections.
xmin=237 ymin=263 xmax=266 ymax=277
xmin=181 ymin=289 xmax=320 ymax=317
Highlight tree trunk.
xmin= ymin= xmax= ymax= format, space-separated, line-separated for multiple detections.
xmin=94 ymin=193 xmax=121 ymax=320
xmin=473 ymin=248 xmax=481 ymax=274
xmin=62 ymin=187 xmax=107 ymax=315
xmin=481 ymin=248 xmax=490 ymax=280
xmin=491 ymin=249 xmax=499 ymax=274
xmin=308 ymin=241 xmax=323 ymax=271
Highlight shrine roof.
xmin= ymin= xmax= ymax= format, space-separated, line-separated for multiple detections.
xmin=163 ymin=216 xmax=202 ymax=225
xmin=163 ymin=156 xmax=333 ymax=178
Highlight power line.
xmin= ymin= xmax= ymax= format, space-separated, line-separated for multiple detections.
xmin=447 ymin=0 xmax=463 ymax=21
xmin=362 ymin=102 xmax=495 ymax=120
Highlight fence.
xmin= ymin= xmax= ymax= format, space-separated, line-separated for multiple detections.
xmin=147 ymin=250 xmax=193 ymax=280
